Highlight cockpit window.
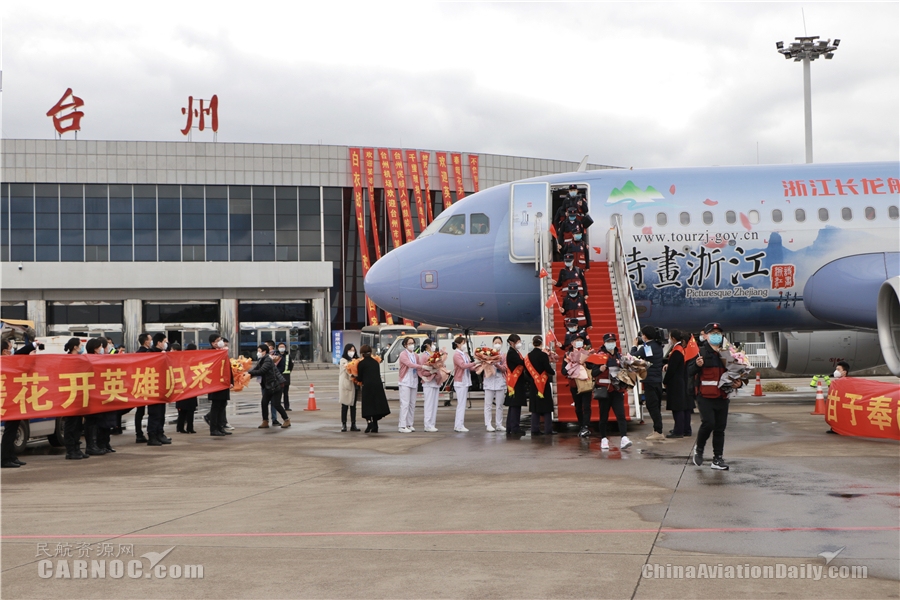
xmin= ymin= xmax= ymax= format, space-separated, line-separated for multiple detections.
xmin=470 ymin=213 xmax=490 ymax=234
xmin=439 ymin=214 xmax=466 ymax=235
xmin=419 ymin=213 xmax=450 ymax=238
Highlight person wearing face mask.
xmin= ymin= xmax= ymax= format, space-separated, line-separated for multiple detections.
xmin=277 ymin=343 xmax=294 ymax=411
xmin=418 ymin=339 xmax=445 ymax=432
xmin=631 ymin=325 xmax=665 ymax=440
xmin=553 ymin=185 xmax=591 ymax=231
xmin=567 ymin=333 xmax=594 ymax=437
xmin=175 ymin=343 xmax=199 ymax=434
xmin=357 ymin=345 xmax=390 ymax=432
xmin=82 ymin=338 xmax=116 ymax=456
xmin=590 ymin=333 xmax=632 ymax=450
xmin=338 ymin=344 xmax=361 ymax=432
xmin=503 ymin=334 xmax=528 ymax=436
xmin=248 ymin=344 xmax=291 ymax=430
xmin=555 ymin=253 xmax=589 ymax=299
xmin=452 ymin=336 xmax=479 ymax=432
xmin=832 ymin=361 xmax=850 ymax=381
xmin=145 ymin=333 xmax=173 ymax=446
xmin=206 ymin=334 xmax=232 ymax=437
xmin=662 ymin=330 xmax=691 ymax=439
xmin=524 ymin=336 xmax=555 ymax=436
xmin=2 ymin=340 xmax=37 ymax=468
xmin=62 ymin=337 xmax=90 ymax=460
xmin=263 ymin=341 xmax=283 ymax=426
xmin=480 ymin=336 xmax=509 ymax=432
xmin=398 ymin=337 xmax=427 ymax=433
xmin=688 ymin=323 xmax=734 ymax=471
xmin=562 ymin=318 xmax=590 ymax=353
xmin=132 ymin=332 xmax=153 ymax=443
xmin=561 ymin=282 xmax=592 ymax=330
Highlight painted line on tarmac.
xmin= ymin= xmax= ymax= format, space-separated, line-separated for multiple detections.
xmin=3 ymin=526 xmax=898 ymax=540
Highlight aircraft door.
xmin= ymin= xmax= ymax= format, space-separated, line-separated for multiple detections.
xmin=509 ymin=182 xmax=550 ymax=263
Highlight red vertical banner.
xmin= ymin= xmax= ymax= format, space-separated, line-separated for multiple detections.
xmin=391 ymin=150 xmax=416 ymax=243
xmin=406 ymin=150 xmax=428 ymax=233
xmin=468 ymin=154 xmax=480 ymax=193
xmin=378 ymin=149 xmax=404 ymax=252
xmin=362 ymin=148 xmax=381 ymax=259
xmin=350 ymin=149 xmax=378 ymax=326
xmin=451 ymin=153 xmax=466 ymax=200
xmin=420 ymin=151 xmax=433 ymax=223
xmin=437 ymin=152 xmax=453 ymax=207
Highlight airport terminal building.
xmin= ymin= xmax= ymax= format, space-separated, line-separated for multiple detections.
xmin=0 ymin=139 xmax=613 ymax=360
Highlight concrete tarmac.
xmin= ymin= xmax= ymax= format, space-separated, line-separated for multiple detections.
xmin=2 ymin=377 xmax=898 ymax=599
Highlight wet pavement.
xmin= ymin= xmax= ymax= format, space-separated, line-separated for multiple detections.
xmin=2 ymin=377 xmax=898 ymax=599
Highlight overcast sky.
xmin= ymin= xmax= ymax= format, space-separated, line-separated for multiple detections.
xmin=2 ymin=2 xmax=897 ymax=168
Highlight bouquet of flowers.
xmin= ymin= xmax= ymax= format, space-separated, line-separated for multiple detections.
xmin=421 ymin=350 xmax=449 ymax=385
xmin=346 ymin=358 xmax=362 ymax=386
xmin=615 ymin=353 xmax=650 ymax=388
xmin=719 ymin=348 xmax=752 ymax=397
xmin=473 ymin=346 xmax=502 ymax=379
xmin=230 ymin=356 xmax=253 ymax=391
xmin=564 ymin=348 xmax=591 ymax=381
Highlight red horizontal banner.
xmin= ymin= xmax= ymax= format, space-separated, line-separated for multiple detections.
xmin=0 ymin=350 xmax=230 ymax=421
xmin=825 ymin=378 xmax=900 ymax=441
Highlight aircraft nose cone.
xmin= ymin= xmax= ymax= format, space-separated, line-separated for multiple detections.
xmin=365 ymin=251 xmax=402 ymax=316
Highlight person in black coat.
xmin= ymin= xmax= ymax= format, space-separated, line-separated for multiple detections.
xmin=145 ymin=333 xmax=173 ymax=446
xmin=525 ymin=336 xmax=555 ymax=436
xmin=687 ymin=323 xmax=733 ymax=470
xmin=248 ymin=344 xmax=291 ymax=429
xmin=356 ymin=345 xmax=390 ymax=433
xmin=503 ymin=334 xmax=528 ymax=436
xmin=631 ymin=325 xmax=665 ymax=440
xmin=663 ymin=330 xmax=690 ymax=438
xmin=176 ymin=343 xmax=199 ymax=434
xmin=207 ymin=333 xmax=232 ymax=437
xmin=132 ymin=332 xmax=153 ymax=443
xmin=2 ymin=340 xmax=31 ymax=468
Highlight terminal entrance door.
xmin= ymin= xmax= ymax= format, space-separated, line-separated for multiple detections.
xmin=239 ymin=326 xmax=311 ymax=361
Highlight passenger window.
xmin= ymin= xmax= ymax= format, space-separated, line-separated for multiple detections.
xmin=656 ymin=212 xmax=667 ymax=226
xmin=795 ymin=209 xmax=806 ymax=222
xmin=772 ymin=209 xmax=782 ymax=223
xmin=679 ymin=212 xmax=690 ymax=225
xmin=633 ymin=213 xmax=645 ymax=227
xmin=890 ymin=206 xmax=899 ymax=220
xmin=725 ymin=210 xmax=736 ymax=224
xmin=470 ymin=213 xmax=490 ymax=234
xmin=702 ymin=211 xmax=713 ymax=225
xmin=439 ymin=214 xmax=466 ymax=235
xmin=610 ymin=213 xmax=622 ymax=227
xmin=841 ymin=207 xmax=852 ymax=221
xmin=748 ymin=210 xmax=759 ymax=224
xmin=865 ymin=206 xmax=876 ymax=220
xmin=818 ymin=208 xmax=829 ymax=222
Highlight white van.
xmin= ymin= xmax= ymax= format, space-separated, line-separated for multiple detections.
xmin=379 ymin=334 xmax=455 ymax=389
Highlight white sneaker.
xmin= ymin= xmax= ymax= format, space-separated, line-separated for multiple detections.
xmin=486 ymin=425 xmax=496 ymax=432
xmin=496 ymin=425 xmax=507 ymax=432
xmin=407 ymin=426 xmax=416 ymax=432
xmin=398 ymin=427 xmax=412 ymax=433
xmin=621 ymin=436 xmax=633 ymax=449
xmin=600 ymin=437 xmax=610 ymax=450
xmin=224 ymin=424 xmax=235 ymax=430
xmin=425 ymin=426 xmax=439 ymax=432
xmin=454 ymin=427 xmax=469 ymax=433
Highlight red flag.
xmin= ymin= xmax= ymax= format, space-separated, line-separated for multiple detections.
xmin=544 ymin=293 xmax=558 ymax=308
xmin=684 ymin=335 xmax=700 ymax=362
xmin=539 ymin=268 xmax=548 ymax=278
xmin=546 ymin=329 xmax=558 ymax=344
xmin=550 ymin=224 xmax=558 ymax=239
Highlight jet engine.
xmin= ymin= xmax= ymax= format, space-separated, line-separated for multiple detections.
xmin=876 ymin=276 xmax=900 ymax=377
xmin=764 ymin=330 xmax=885 ymax=376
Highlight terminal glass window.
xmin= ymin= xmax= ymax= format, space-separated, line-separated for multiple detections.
xmin=865 ymin=206 xmax=876 ymax=220
xmin=158 ymin=185 xmax=181 ymax=261
xmin=60 ymin=184 xmax=84 ymax=262
xmin=772 ymin=209 xmax=782 ymax=223
xmin=439 ymin=214 xmax=466 ymax=235
xmin=276 ymin=187 xmax=299 ymax=261
xmin=36 ymin=184 xmax=59 ymax=262
xmin=109 ymin=185 xmax=133 ymax=261
xmin=841 ymin=207 xmax=852 ymax=221
xmin=818 ymin=208 xmax=829 ymax=222
xmin=656 ymin=212 xmax=667 ymax=226
xmin=10 ymin=184 xmax=34 ymax=262
xmin=795 ymin=208 xmax=806 ymax=222
xmin=702 ymin=211 xmax=713 ymax=225
xmin=205 ymin=186 xmax=228 ymax=261
xmin=299 ymin=186 xmax=322 ymax=261
xmin=229 ymin=186 xmax=252 ymax=261
xmin=470 ymin=213 xmax=490 ymax=234
xmin=182 ymin=186 xmax=205 ymax=261
xmin=725 ymin=210 xmax=736 ymax=224
xmin=322 ymin=187 xmax=342 ymax=263
xmin=134 ymin=185 xmax=157 ymax=261
xmin=85 ymin=185 xmax=108 ymax=262
xmin=252 ymin=186 xmax=275 ymax=261
xmin=679 ymin=212 xmax=690 ymax=225
xmin=0 ymin=185 xmax=9 ymax=262
xmin=633 ymin=213 xmax=644 ymax=227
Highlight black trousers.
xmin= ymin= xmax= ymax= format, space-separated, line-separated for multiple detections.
xmin=147 ymin=404 xmax=166 ymax=435
xmin=282 ymin=374 xmax=291 ymax=409
xmin=63 ymin=416 xmax=84 ymax=448
xmin=209 ymin=398 xmax=228 ymax=432
xmin=261 ymin=388 xmax=288 ymax=421
xmin=695 ymin=397 xmax=729 ymax=457
xmin=506 ymin=405 xmax=523 ymax=433
xmin=1 ymin=420 xmax=20 ymax=462
xmin=672 ymin=409 xmax=692 ymax=436
xmin=573 ymin=390 xmax=592 ymax=428
xmin=134 ymin=405 xmax=145 ymax=434
xmin=643 ymin=383 xmax=664 ymax=434
xmin=598 ymin=391 xmax=627 ymax=439
xmin=531 ymin=412 xmax=553 ymax=434
xmin=341 ymin=404 xmax=357 ymax=424
xmin=177 ymin=409 xmax=196 ymax=431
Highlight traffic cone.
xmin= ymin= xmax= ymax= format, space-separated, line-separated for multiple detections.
xmin=810 ymin=380 xmax=826 ymax=415
xmin=752 ymin=372 xmax=765 ymax=397
xmin=304 ymin=383 xmax=320 ymax=411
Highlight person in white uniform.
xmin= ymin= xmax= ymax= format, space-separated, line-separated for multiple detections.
xmin=418 ymin=339 xmax=445 ymax=432
xmin=397 ymin=337 xmax=426 ymax=433
xmin=452 ymin=336 xmax=479 ymax=432
xmin=481 ymin=336 xmax=508 ymax=432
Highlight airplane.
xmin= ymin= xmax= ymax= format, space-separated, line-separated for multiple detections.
xmin=364 ymin=161 xmax=900 ymax=376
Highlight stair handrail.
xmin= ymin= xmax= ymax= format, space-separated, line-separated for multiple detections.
xmin=535 ymin=212 xmax=549 ymax=350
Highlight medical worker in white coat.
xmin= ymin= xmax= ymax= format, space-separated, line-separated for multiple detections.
xmin=397 ymin=336 xmax=426 ymax=433
xmin=481 ymin=336 xmax=508 ymax=432
xmin=453 ymin=336 xmax=479 ymax=432
xmin=419 ymin=339 xmax=445 ymax=432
